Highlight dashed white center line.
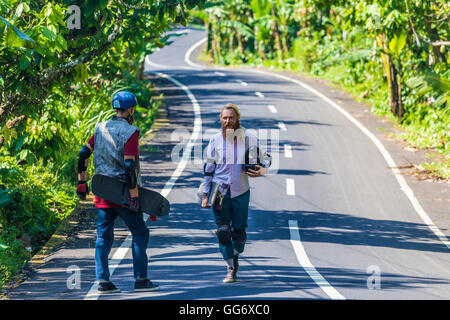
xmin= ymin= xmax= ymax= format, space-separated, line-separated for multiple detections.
xmin=284 ymin=144 xmax=292 ymax=158
xmin=278 ymin=122 xmax=287 ymax=131
xmin=255 ymin=91 xmax=264 ymax=98
xmin=237 ymin=80 xmax=248 ymax=86
xmin=286 ymin=178 xmax=295 ymax=195
xmin=214 ymin=71 xmax=226 ymax=76
xmin=267 ymin=105 xmax=277 ymax=113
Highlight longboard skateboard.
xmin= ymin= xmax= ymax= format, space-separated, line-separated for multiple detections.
xmin=91 ymin=174 xmax=170 ymax=217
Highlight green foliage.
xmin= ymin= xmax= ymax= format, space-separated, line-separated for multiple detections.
xmin=0 ymin=238 xmax=31 ymax=289
xmin=0 ymin=0 xmax=207 ymax=289
xmin=0 ymin=153 xmax=76 ymax=287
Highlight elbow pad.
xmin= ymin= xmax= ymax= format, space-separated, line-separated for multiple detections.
xmin=78 ymin=145 xmax=92 ymax=173
xmin=203 ymin=158 xmax=216 ymax=177
xmin=203 ymin=163 xmax=214 ymax=176
xmin=263 ymin=152 xmax=272 ymax=168
xmin=124 ymin=159 xmax=137 ymax=189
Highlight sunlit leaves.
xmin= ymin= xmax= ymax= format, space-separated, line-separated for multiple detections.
xmin=0 ymin=15 xmax=34 ymax=46
xmin=388 ymin=31 xmax=407 ymax=57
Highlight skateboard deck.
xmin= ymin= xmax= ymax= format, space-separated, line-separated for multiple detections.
xmin=91 ymin=174 xmax=170 ymax=217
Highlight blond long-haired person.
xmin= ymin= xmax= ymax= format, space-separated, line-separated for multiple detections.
xmin=201 ymin=103 xmax=271 ymax=283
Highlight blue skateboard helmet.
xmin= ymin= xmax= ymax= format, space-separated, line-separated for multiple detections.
xmin=112 ymin=91 xmax=137 ymax=110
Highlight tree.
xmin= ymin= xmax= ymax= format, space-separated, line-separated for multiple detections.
xmin=0 ymin=0 xmax=206 ymax=157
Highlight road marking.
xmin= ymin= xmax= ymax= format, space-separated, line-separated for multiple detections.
xmin=84 ymin=71 xmax=203 ymax=300
xmin=184 ymin=37 xmax=207 ymax=69
xmin=168 ymin=29 xmax=191 ymax=35
xmin=84 ymin=235 xmax=133 ymax=299
xmin=289 ymin=220 xmax=346 ymax=300
xmin=255 ymin=91 xmax=264 ymax=98
xmin=214 ymin=71 xmax=226 ymax=76
xmin=184 ymin=35 xmax=450 ymax=249
xmin=145 ymin=55 xmax=197 ymax=70
xmin=145 ymin=57 xmax=171 ymax=69
xmin=224 ymin=67 xmax=450 ymax=251
xmin=267 ymin=105 xmax=278 ymax=113
xmin=278 ymin=122 xmax=287 ymax=131
xmin=237 ymin=80 xmax=248 ymax=86
xmin=286 ymin=178 xmax=295 ymax=195
xmin=156 ymin=73 xmax=202 ymax=198
xmin=284 ymin=144 xmax=292 ymax=158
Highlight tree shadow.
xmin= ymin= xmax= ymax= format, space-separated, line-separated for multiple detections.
xmin=8 ymin=199 xmax=449 ymax=300
xmin=245 ymin=207 xmax=449 ymax=254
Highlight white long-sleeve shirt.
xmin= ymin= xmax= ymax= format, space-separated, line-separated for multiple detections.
xmin=202 ymin=129 xmax=271 ymax=198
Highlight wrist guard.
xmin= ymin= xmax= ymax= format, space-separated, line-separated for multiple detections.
xmin=76 ymin=180 xmax=89 ymax=200
xmin=128 ymin=196 xmax=139 ymax=213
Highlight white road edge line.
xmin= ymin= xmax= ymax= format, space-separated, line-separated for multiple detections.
xmin=249 ymin=68 xmax=449 ymax=250
xmin=289 ymin=220 xmax=346 ymax=300
xmin=170 ymin=34 xmax=450 ymax=300
xmin=84 ymin=71 xmax=203 ymax=300
xmin=146 ymin=55 xmax=198 ymax=71
xmin=184 ymin=37 xmax=207 ymax=69
xmin=168 ymin=29 xmax=191 ymax=35
xmin=145 ymin=56 xmax=171 ymax=70
xmin=186 ymin=41 xmax=449 ymax=250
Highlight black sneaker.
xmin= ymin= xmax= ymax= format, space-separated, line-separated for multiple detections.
xmin=97 ymin=281 xmax=120 ymax=294
xmin=134 ymin=279 xmax=160 ymax=292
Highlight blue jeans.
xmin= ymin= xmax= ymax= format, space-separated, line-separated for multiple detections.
xmin=213 ymin=189 xmax=250 ymax=260
xmin=95 ymin=207 xmax=149 ymax=282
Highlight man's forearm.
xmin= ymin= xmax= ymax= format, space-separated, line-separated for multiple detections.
xmin=202 ymin=176 xmax=213 ymax=195
xmin=129 ymin=186 xmax=138 ymax=198
xmin=78 ymin=171 xmax=87 ymax=181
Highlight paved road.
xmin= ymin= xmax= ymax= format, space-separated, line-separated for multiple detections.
xmin=8 ymin=27 xmax=450 ymax=300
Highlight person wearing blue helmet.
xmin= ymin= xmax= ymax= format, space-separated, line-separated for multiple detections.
xmin=112 ymin=91 xmax=138 ymax=125
xmin=76 ymin=91 xmax=159 ymax=294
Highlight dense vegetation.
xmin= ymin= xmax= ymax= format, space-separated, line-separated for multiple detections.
xmin=190 ymin=0 xmax=449 ymax=177
xmin=0 ymin=0 xmax=205 ymax=290
xmin=1 ymin=0 xmax=448 ymax=292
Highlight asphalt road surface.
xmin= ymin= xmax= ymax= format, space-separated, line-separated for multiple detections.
xmin=8 ymin=27 xmax=450 ymax=300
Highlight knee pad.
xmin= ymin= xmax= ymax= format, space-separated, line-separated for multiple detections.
xmin=216 ymin=224 xmax=232 ymax=245
xmin=232 ymin=229 xmax=247 ymax=244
